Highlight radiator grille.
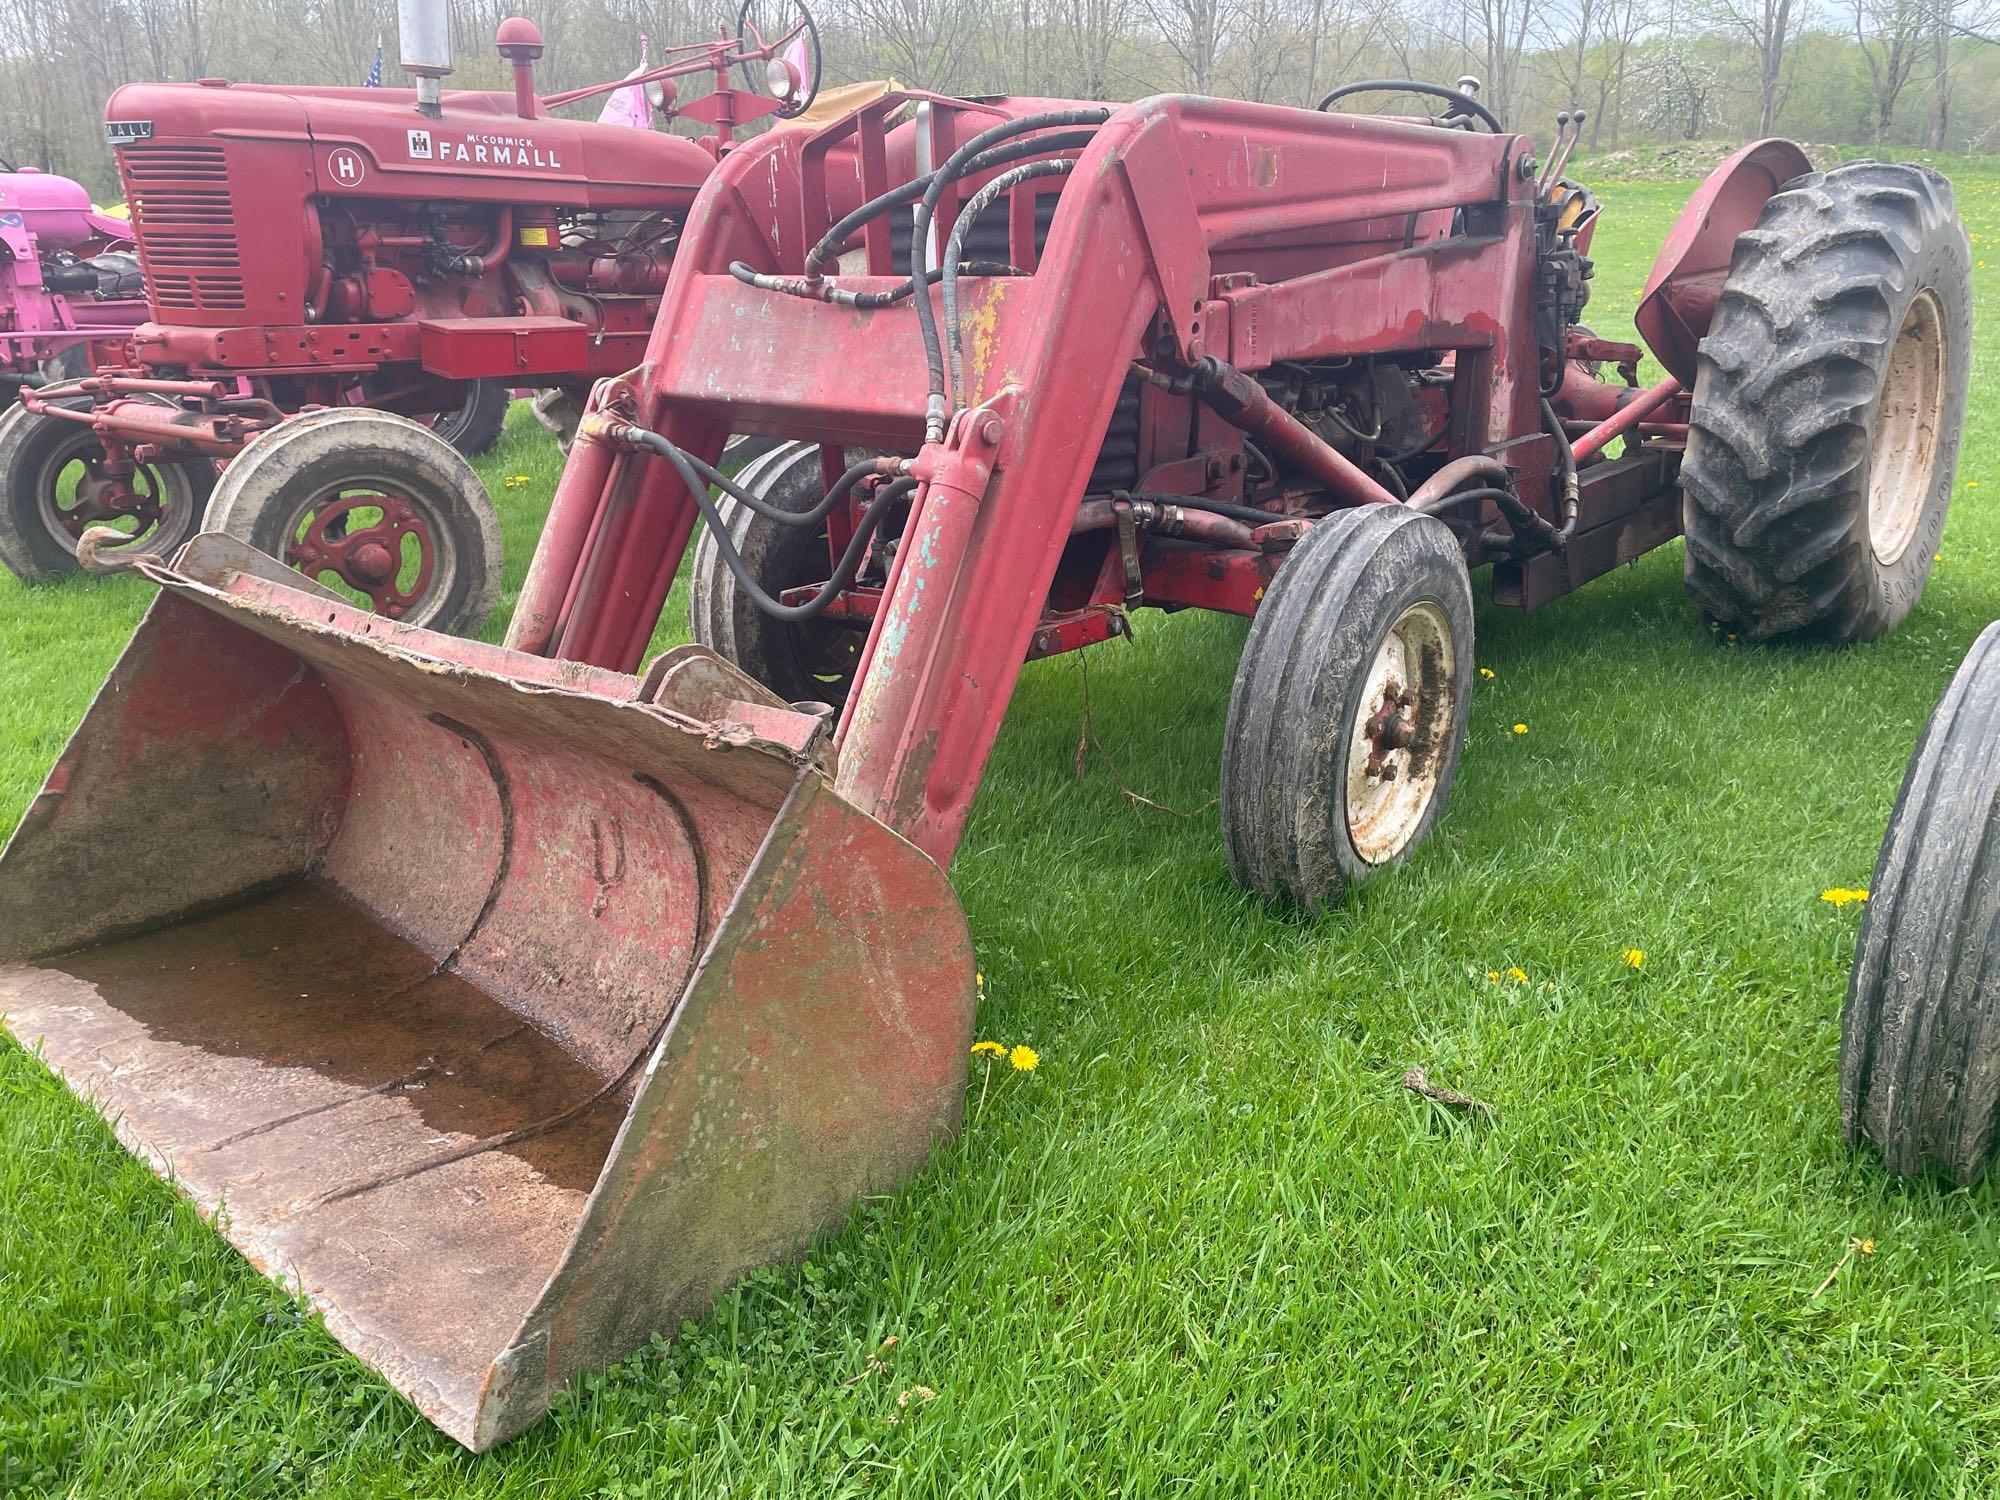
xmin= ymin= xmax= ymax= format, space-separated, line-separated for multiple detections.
xmin=118 ymin=144 xmax=244 ymax=311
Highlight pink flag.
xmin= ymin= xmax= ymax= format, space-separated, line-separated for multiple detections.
xmin=597 ymin=36 xmax=653 ymax=130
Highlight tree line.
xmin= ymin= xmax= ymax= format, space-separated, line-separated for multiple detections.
xmin=7 ymin=0 xmax=2000 ymax=199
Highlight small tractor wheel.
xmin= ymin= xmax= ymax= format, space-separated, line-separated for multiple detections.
xmin=1681 ymin=161 xmax=1971 ymax=642
xmin=430 ymin=380 xmax=511 ymax=457
xmin=1841 ymin=621 xmax=2000 ymax=1184
xmin=1220 ymin=505 xmax=1474 ymax=910
xmin=689 ymin=440 xmax=866 ymax=707
xmin=37 ymin=342 xmax=93 ymax=384
xmin=205 ymin=408 xmax=501 ymax=634
xmin=531 ymin=388 xmax=583 ymax=453
xmin=0 ymin=396 xmax=209 ymax=582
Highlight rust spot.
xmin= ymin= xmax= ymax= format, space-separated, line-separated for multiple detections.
xmin=1253 ymin=147 xmax=1279 ymax=188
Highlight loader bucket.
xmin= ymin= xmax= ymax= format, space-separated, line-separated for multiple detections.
xmin=0 ymin=535 xmax=975 ymax=1451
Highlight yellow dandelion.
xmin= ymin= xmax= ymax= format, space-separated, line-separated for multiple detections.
xmin=1969 ymin=480 xmax=1981 ymax=490
xmin=1506 ymin=967 xmax=1528 ymax=984
xmin=970 ymin=1040 xmax=1006 ymax=1058
xmin=1512 ymin=723 xmax=1528 ymax=735
xmin=1009 ymin=1044 xmax=1039 ymax=1072
xmin=1860 ymin=1238 xmax=1876 ymax=1255
xmin=1621 ymin=948 xmax=1645 ymax=969
xmin=1479 ymin=667 xmax=1496 ymax=680
xmin=1486 ymin=969 xmax=1501 ymax=981
xmin=1821 ymin=887 xmax=1870 ymax=908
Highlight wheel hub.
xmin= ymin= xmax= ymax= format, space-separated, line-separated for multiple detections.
xmin=1868 ymin=289 xmax=1948 ymax=567
xmin=285 ymin=494 xmax=437 ymax=619
xmin=1345 ymin=601 xmax=1456 ymax=865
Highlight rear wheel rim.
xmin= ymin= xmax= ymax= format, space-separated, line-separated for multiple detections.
xmin=33 ymin=426 xmax=195 ymax=559
xmin=276 ymin=478 xmax=455 ymax=622
xmin=1345 ymin=600 xmax=1456 ymax=865
xmin=1868 ymin=289 xmax=1948 ymax=567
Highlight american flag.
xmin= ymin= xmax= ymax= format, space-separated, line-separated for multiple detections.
xmin=363 ymin=43 xmax=383 ymax=87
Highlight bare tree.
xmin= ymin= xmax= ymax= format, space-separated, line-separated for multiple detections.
xmin=1707 ymin=0 xmax=1807 ymax=134
xmin=1854 ymin=0 xmax=1922 ymax=140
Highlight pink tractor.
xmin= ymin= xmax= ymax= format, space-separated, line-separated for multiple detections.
xmin=0 ymin=162 xmax=146 ymax=395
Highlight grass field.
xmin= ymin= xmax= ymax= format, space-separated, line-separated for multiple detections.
xmin=4 ymin=170 xmax=2000 ymax=1496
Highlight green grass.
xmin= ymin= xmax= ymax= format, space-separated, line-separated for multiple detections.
xmin=7 ymin=169 xmax=2000 ymax=1495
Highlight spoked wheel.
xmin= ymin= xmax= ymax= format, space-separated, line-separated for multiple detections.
xmin=429 ymin=380 xmax=511 ymax=458
xmin=0 ymin=397 xmax=208 ymax=582
xmin=735 ymin=0 xmax=821 ymax=118
xmin=205 ymin=409 xmax=501 ymax=634
xmin=1221 ymin=506 xmax=1474 ymax=910
xmin=689 ymin=439 xmax=867 ymax=707
xmin=1842 ymin=621 xmax=2000 ymax=1184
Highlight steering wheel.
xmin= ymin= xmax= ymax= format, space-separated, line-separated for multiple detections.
xmin=1315 ymin=80 xmax=1504 ymax=134
xmin=734 ymin=0 xmax=822 ymax=120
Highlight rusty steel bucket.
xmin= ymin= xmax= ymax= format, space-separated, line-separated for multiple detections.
xmin=0 ymin=535 xmax=975 ymax=1450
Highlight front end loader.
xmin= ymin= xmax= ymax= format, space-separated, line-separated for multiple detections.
xmin=0 ymin=85 xmax=1971 ymax=1446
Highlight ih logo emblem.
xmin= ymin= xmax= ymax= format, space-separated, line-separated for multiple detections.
xmin=407 ymin=129 xmax=433 ymax=160
xmin=327 ymin=148 xmax=367 ymax=186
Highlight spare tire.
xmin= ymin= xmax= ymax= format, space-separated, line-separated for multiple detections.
xmin=1681 ymin=162 xmax=1971 ymax=643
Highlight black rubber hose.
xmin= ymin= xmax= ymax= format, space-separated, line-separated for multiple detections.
xmin=1315 ymin=80 xmax=1503 ymax=133
xmin=944 ymin=158 xmax=1076 ymax=398
xmin=804 ymin=128 xmax=1101 ymax=279
xmin=1120 ymin=490 xmax=1300 ymax=526
xmin=910 ymin=109 xmax=1113 ymax=439
xmin=627 ymin=427 xmax=917 ymax=621
xmin=673 ymin=442 xmax=886 ymax=529
xmin=1543 ymin=396 xmax=1580 ymax=545
xmin=729 ymin=258 xmax=1024 ymax=309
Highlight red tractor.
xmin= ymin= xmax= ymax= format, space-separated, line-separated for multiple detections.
xmin=0 ymin=0 xmax=821 ymax=631
xmin=0 ymin=86 xmax=1969 ymax=1447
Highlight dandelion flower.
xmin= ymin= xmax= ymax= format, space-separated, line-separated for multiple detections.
xmin=1009 ymin=1044 xmax=1039 ymax=1072
xmin=1506 ymin=967 xmax=1528 ymax=984
xmin=1486 ymin=969 xmax=1501 ymax=981
xmin=1621 ymin=948 xmax=1645 ymax=969
xmin=1512 ymin=723 xmax=1528 ymax=736
xmin=1821 ymin=887 xmax=1870 ymax=908
xmin=1479 ymin=667 xmax=1496 ymax=680
xmin=970 ymin=1040 xmax=1006 ymax=1058
xmin=1860 ymin=1238 xmax=1875 ymax=1255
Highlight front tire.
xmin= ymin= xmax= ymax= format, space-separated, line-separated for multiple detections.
xmin=1681 ymin=162 xmax=1971 ymax=642
xmin=204 ymin=409 xmax=501 ymax=634
xmin=688 ymin=440 xmax=866 ymax=707
xmin=0 ymin=397 xmax=209 ymax=582
xmin=1220 ymin=506 xmax=1474 ymax=910
xmin=430 ymin=380 xmax=511 ymax=457
xmin=1841 ymin=622 xmax=2000 ymax=1183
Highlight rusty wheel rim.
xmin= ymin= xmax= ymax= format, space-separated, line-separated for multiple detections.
xmin=1869 ymin=289 xmax=1947 ymax=567
xmin=280 ymin=485 xmax=449 ymax=621
xmin=34 ymin=426 xmax=195 ymax=559
xmin=1345 ymin=600 xmax=1456 ymax=865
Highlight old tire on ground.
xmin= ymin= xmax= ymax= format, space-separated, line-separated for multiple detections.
xmin=689 ymin=439 xmax=866 ymax=707
xmin=1841 ymin=621 xmax=2000 ymax=1183
xmin=0 ymin=396 xmax=209 ymax=582
xmin=430 ymin=380 xmax=511 ymax=457
xmin=205 ymin=408 xmax=501 ymax=634
xmin=1220 ymin=505 xmax=1474 ymax=910
xmin=1681 ymin=161 xmax=1971 ymax=643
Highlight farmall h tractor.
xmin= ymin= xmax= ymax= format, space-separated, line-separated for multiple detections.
xmin=0 ymin=163 xmax=146 ymax=399
xmin=0 ymin=0 xmax=822 ymax=632
xmin=0 ymin=85 xmax=1970 ymax=1447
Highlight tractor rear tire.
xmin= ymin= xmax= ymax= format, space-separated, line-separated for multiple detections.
xmin=205 ymin=408 xmax=501 ymax=635
xmin=689 ymin=440 xmax=867 ymax=708
xmin=1681 ymin=161 xmax=1971 ymax=643
xmin=1220 ymin=505 xmax=1474 ymax=910
xmin=431 ymin=380 xmax=511 ymax=458
xmin=0 ymin=396 xmax=209 ymax=582
xmin=1841 ymin=621 xmax=2000 ymax=1184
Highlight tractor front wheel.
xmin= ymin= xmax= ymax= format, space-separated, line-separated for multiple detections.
xmin=204 ymin=409 xmax=501 ymax=634
xmin=0 ymin=397 xmax=209 ymax=582
xmin=1681 ymin=161 xmax=1971 ymax=642
xmin=689 ymin=440 xmax=868 ymax=708
xmin=430 ymin=380 xmax=512 ymax=458
xmin=1220 ymin=506 xmax=1474 ymax=910
xmin=1841 ymin=621 xmax=2000 ymax=1184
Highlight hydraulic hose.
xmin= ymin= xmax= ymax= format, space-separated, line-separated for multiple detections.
xmin=619 ymin=426 xmax=914 ymax=622
xmin=802 ymin=128 xmax=1101 ymax=280
xmin=729 ymin=258 xmax=1023 ymax=309
xmin=1543 ymin=396 xmax=1581 ymax=546
xmin=909 ymin=109 xmax=1113 ymax=440
xmin=943 ymin=158 xmax=1076 ymax=398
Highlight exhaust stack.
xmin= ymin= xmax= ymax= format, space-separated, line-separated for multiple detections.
xmin=397 ymin=0 xmax=453 ymax=117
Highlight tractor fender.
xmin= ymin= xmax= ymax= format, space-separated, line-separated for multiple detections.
xmin=1633 ymin=139 xmax=1813 ymax=385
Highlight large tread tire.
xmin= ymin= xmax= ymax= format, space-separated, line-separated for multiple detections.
xmin=1220 ymin=505 xmax=1474 ymax=910
xmin=430 ymin=380 xmax=511 ymax=457
xmin=688 ymin=439 xmax=866 ymax=707
xmin=205 ymin=408 xmax=501 ymax=635
xmin=1841 ymin=621 xmax=2000 ymax=1184
xmin=0 ymin=396 xmax=209 ymax=582
xmin=1682 ymin=161 xmax=1971 ymax=643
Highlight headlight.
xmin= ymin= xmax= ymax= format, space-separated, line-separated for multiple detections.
xmin=765 ymin=57 xmax=797 ymax=100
